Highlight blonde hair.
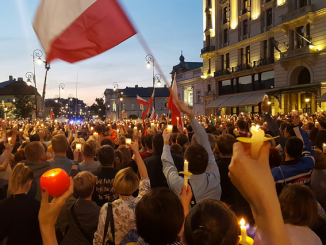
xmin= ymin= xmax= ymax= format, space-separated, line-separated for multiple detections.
xmin=73 ymin=171 xmax=97 ymax=198
xmin=8 ymin=163 xmax=33 ymax=194
xmin=113 ymin=167 xmax=139 ymax=196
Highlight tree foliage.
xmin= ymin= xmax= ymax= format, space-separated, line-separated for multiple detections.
xmin=91 ymin=98 xmax=106 ymax=118
xmin=11 ymin=95 xmax=35 ymax=119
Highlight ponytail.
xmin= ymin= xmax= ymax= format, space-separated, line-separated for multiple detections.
xmin=8 ymin=163 xmax=33 ymax=195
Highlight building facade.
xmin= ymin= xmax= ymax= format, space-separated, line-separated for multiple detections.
xmin=104 ymin=85 xmax=170 ymax=120
xmin=202 ymin=0 xmax=326 ymax=115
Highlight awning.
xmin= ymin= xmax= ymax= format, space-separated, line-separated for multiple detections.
xmin=238 ymin=92 xmax=266 ymax=106
xmin=317 ymin=93 xmax=326 ymax=102
xmin=205 ymin=96 xmax=231 ymax=108
xmin=219 ymin=93 xmax=252 ymax=108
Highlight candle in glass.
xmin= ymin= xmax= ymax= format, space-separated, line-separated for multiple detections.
xmin=91 ymin=127 xmax=94 ymax=131
xmin=167 ymin=125 xmax=173 ymax=133
xmin=184 ymin=160 xmax=189 ymax=187
xmin=19 ymin=129 xmax=23 ymax=132
xmin=250 ymin=125 xmax=265 ymax=160
xmin=125 ymin=138 xmax=131 ymax=148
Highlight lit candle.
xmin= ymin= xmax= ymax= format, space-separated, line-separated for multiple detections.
xmin=93 ymin=132 xmax=98 ymax=137
xmin=177 ymin=117 xmax=179 ymax=125
xmin=76 ymin=143 xmax=81 ymax=151
xmin=240 ymin=218 xmax=247 ymax=242
xmin=250 ymin=125 xmax=265 ymax=160
xmin=167 ymin=125 xmax=173 ymax=133
xmin=108 ymin=124 xmax=111 ymax=127
xmin=184 ymin=160 xmax=189 ymax=187
xmin=19 ymin=129 xmax=23 ymax=132
xmin=323 ymin=143 xmax=326 ymax=154
xmin=91 ymin=126 xmax=94 ymax=131
xmin=134 ymin=126 xmax=138 ymax=134
xmin=125 ymin=138 xmax=131 ymax=148
xmin=117 ymin=129 xmax=120 ymax=138
xmin=8 ymin=137 xmax=11 ymax=143
xmin=151 ymin=122 xmax=154 ymax=128
xmin=40 ymin=168 xmax=70 ymax=196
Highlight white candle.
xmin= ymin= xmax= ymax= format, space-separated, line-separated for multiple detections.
xmin=91 ymin=127 xmax=94 ymax=131
xmin=167 ymin=125 xmax=173 ymax=133
xmin=177 ymin=117 xmax=179 ymax=125
xmin=117 ymin=129 xmax=120 ymax=138
xmin=184 ymin=160 xmax=189 ymax=187
xmin=134 ymin=126 xmax=138 ymax=134
xmin=151 ymin=122 xmax=154 ymax=128
xmin=323 ymin=143 xmax=326 ymax=154
xmin=125 ymin=138 xmax=131 ymax=148
xmin=8 ymin=137 xmax=11 ymax=143
xmin=250 ymin=125 xmax=265 ymax=160
xmin=240 ymin=218 xmax=247 ymax=242
xmin=93 ymin=132 xmax=98 ymax=137
xmin=76 ymin=144 xmax=81 ymax=151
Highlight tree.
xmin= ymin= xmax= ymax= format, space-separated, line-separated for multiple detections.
xmin=91 ymin=98 xmax=106 ymax=119
xmin=11 ymin=95 xmax=35 ymax=119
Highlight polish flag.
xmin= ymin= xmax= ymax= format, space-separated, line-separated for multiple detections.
xmin=167 ymin=76 xmax=183 ymax=128
xmin=145 ymin=89 xmax=155 ymax=116
xmin=150 ymin=107 xmax=155 ymax=121
xmin=33 ymin=0 xmax=136 ymax=63
xmin=137 ymin=95 xmax=149 ymax=106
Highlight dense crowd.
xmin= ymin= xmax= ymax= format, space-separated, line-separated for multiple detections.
xmin=0 ymin=98 xmax=326 ymax=245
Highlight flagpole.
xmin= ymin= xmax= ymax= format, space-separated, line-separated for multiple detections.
xmin=75 ymin=73 xmax=78 ymax=120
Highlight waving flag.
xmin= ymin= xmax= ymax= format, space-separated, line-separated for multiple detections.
xmin=150 ymin=107 xmax=155 ymax=121
xmin=137 ymin=95 xmax=149 ymax=106
xmin=168 ymin=76 xmax=183 ymax=128
xmin=145 ymin=89 xmax=155 ymax=116
xmin=33 ymin=0 xmax=136 ymax=63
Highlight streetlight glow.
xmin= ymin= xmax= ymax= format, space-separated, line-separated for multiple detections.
xmin=305 ymin=98 xmax=310 ymax=103
xmin=146 ymin=61 xmax=151 ymax=69
xmin=37 ymin=57 xmax=43 ymax=65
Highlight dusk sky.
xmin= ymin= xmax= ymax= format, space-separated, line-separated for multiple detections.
xmin=0 ymin=0 xmax=203 ymax=105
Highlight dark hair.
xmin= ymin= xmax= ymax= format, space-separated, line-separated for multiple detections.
xmin=285 ymin=137 xmax=303 ymax=158
xmin=83 ymin=141 xmax=97 ymax=158
xmin=269 ymin=147 xmax=281 ymax=168
xmin=309 ymin=127 xmax=319 ymax=142
xmin=237 ymin=120 xmax=247 ymax=131
xmin=314 ymin=129 xmax=326 ymax=151
xmin=170 ymin=143 xmax=183 ymax=155
xmin=98 ymin=145 xmax=115 ymax=166
xmin=187 ymin=125 xmax=193 ymax=133
xmin=184 ymin=143 xmax=208 ymax=175
xmin=100 ymin=138 xmax=114 ymax=148
xmin=285 ymin=123 xmax=296 ymax=137
xmin=136 ymin=188 xmax=184 ymax=245
xmin=184 ymin=199 xmax=239 ymax=245
xmin=29 ymin=134 xmax=40 ymax=142
xmin=153 ymin=132 xmax=164 ymax=154
xmin=0 ymin=142 xmax=5 ymax=155
xmin=182 ymin=142 xmax=190 ymax=155
xmin=216 ymin=134 xmax=236 ymax=156
xmin=279 ymin=184 xmax=318 ymax=228
xmin=144 ymin=134 xmax=153 ymax=150
xmin=307 ymin=122 xmax=315 ymax=130
xmin=141 ymin=135 xmax=146 ymax=148
xmin=176 ymin=133 xmax=189 ymax=147
xmin=95 ymin=125 xmax=103 ymax=134
xmin=171 ymin=133 xmax=178 ymax=144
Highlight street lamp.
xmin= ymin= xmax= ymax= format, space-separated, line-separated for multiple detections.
xmin=25 ymin=72 xmax=33 ymax=86
xmin=145 ymin=54 xmax=156 ymax=109
xmin=32 ymin=49 xmax=43 ymax=116
xmin=58 ymin=83 xmax=65 ymax=103
xmin=305 ymin=98 xmax=310 ymax=113
xmin=155 ymin=74 xmax=162 ymax=86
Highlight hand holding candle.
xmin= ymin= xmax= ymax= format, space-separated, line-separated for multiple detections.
xmin=183 ymin=160 xmax=189 ymax=187
xmin=167 ymin=125 xmax=173 ymax=133
xmin=76 ymin=143 xmax=82 ymax=152
xmin=250 ymin=125 xmax=265 ymax=160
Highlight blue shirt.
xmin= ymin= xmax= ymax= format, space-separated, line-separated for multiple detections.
xmin=47 ymin=155 xmax=73 ymax=175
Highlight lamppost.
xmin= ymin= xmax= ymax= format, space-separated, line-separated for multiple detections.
xmin=145 ymin=54 xmax=156 ymax=109
xmin=26 ymin=72 xmax=36 ymax=113
xmin=113 ymin=82 xmax=119 ymax=120
xmin=155 ymin=74 xmax=162 ymax=87
xmin=305 ymin=98 xmax=310 ymax=114
xmin=32 ymin=49 xmax=43 ymax=116
xmin=58 ymin=83 xmax=65 ymax=104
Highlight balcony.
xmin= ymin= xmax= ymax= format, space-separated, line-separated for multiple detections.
xmin=253 ymin=57 xmax=274 ymax=67
xmin=281 ymin=4 xmax=314 ymax=23
xmin=201 ymin=46 xmax=215 ymax=54
xmin=214 ymin=68 xmax=231 ymax=77
xmin=231 ymin=64 xmax=251 ymax=73
xmin=240 ymin=8 xmax=248 ymax=15
xmin=206 ymin=90 xmax=216 ymax=96
xmin=280 ymin=46 xmax=315 ymax=60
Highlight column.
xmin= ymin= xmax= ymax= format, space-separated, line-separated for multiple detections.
xmin=230 ymin=0 xmax=238 ymax=29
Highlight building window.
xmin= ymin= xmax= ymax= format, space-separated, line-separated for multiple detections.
xmin=208 ymin=58 xmax=211 ymax=74
xmin=223 ymin=7 xmax=227 ymax=24
xmin=298 ymin=68 xmax=310 ymax=85
xmin=206 ymin=34 xmax=211 ymax=47
xmin=113 ymin=102 xmax=116 ymax=112
xmin=223 ymin=29 xmax=228 ymax=44
xmin=219 ymin=80 xmax=232 ymax=95
xmin=245 ymin=46 xmax=250 ymax=65
xmin=243 ymin=20 xmax=248 ymax=35
xmin=197 ymin=90 xmax=201 ymax=103
xmin=299 ymin=0 xmax=307 ymax=8
xmin=261 ymin=70 xmax=275 ymax=89
xmin=306 ymin=23 xmax=311 ymax=41
xmin=239 ymin=48 xmax=243 ymax=65
xmin=226 ymin=53 xmax=230 ymax=69
xmin=208 ymin=84 xmax=211 ymax=92
xmin=189 ymin=91 xmax=193 ymax=106
xmin=131 ymin=104 xmax=135 ymax=110
xmin=295 ymin=26 xmax=304 ymax=49
xmin=243 ymin=0 xmax=248 ymax=13
xmin=207 ymin=0 xmax=211 ymax=7
xmin=239 ymin=75 xmax=252 ymax=92
xmin=266 ymin=8 xmax=273 ymax=27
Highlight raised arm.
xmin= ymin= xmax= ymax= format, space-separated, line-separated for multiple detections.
xmin=129 ymin=141 xmax=148 ymax=178
xmin=0 ymin=144 xmax=13 ymax=171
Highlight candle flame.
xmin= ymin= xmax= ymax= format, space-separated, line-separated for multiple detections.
xmin=324 ymin=143 xmax=326 ymax=146
xmin=240 ymin=218 xmax=245 ymax=226
xmin=184 ymin=160 xmax=188 ymax=164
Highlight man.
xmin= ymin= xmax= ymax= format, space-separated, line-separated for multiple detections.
xmin=92 ymin=145 xmax=120 ymax=207
xmin=176 ymin=133 xmax=188 ymax=147
xmin=271 ymin=114 xmax=315 ymax=194
xmin=22 ymin=141 xmax=50 ymax=201
xmin=47 ymin=134 xmax=73 ymax=174
xmin=139 ymin=134 xmax=154 ymax=160
xmin=161 ymin=100 xmax=222 ymax=203
xmin=79 ymin=140 xmax=101 ymax=172
xmin=144 ymin=132 xmax=184 ymax=189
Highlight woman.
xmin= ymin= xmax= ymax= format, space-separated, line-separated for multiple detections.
xmin=93 ymin=141 xmax=150 ymax=245
xmin=59 ymin=171 xmax=101 ymax=245
xmin=0 ymin=163 xmax=42 ymax=245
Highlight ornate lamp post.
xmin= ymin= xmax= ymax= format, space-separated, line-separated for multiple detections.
xmin=145 ymin=54 xmax=156 ymax=109
xmin=32 ymin=49 xmax=43 ymax=116
xmin=58 ymin=83 xmax=65 ymax=103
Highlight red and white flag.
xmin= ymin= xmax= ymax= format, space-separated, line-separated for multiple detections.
xmin=150 ymin=107 xmax=155 ymax=121
xmin=33 ymin=0 xmax=136 ymax=63
xmin=168 ymin=75 xmax=183 ymax=128
xmin=145 ymin=89 xmax=155 ymax=116
xmin=137 ymin=95 xmax=149 ymax=106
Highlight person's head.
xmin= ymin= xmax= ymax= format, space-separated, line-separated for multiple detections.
xmin=8 ymin=163 xmax=33 ymax=195
xmin=114 ymin=149 xmax=123 ymax=168
xmin=176 ymin=133 xmax=189 ymax=148
xmin=307 ymin=122 xmax=315 ymax=130
xmin=83 ymin=140 xmax=97 ymax=159
xmin=144 ymin=134 xmax=153 ymax=150
xmin=285 ymin=137 xmax=303 ymax=159
xmin=187 ymin=125 xmax=193 ymax=133
xmin=153 ymin=132 xmax=164 ymax=153
xmin=184 ymin=199 xmax=239 ymax=245
xmin=284 ymin=123 xmax=296 ymax=138
xmin=73 ymin=171 xmax=97 ymax=198
xmin=171 ymin=133 xmax=178 ymax=144
xmin=279 ymin=184 xmax=318 ymax=228
xmin=237 ymin=120 xmax=247 ymax=131
xmin=216 ymin=134 xmax=236 ymax=157
xmin=29 ymin=134 xmax=40 ymax=142
xmin=51 ymin=134 xmax=68 ymax=154
xmin=279 ymin=122 xmax=288 ymax=136
xmin=94 ymin=125 xmax=103 ymax=134
xmin=170 ymin=143 xmax=183 ymax=155
xmin=140 ymin=135 xmax=146 ymax=149
xmin=98 ymin=145 xmax=115 ymax=167
xmin=117 ymin=145 xmax=132 ymax=169
xmin=101 ymin=137 xmax=114 ymax=148
xmin=113 ymin=167 xmax=139 ymax=196
xmin=314 ymin=129 xmax=326 ymax=151
xmin=269 ymin=147 xmax=281 ymax=168
xmin=136 ymin=188 xmax=184 ymax=245
xmin=207 ymin=133 xmax=216 ymax=152
xmin=184 ymin=143 xmax=208 ymax=175
xmin=0 ymin=141 xmax=5 ymax=155
xmin=24 ymin=141 xmax=46 ymax=162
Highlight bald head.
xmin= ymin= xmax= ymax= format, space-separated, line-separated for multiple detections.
xmin=25 ymin=141 xmax=45 ymax=162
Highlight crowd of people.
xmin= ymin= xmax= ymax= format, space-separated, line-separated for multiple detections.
xmin=0 ymin=97 xmax=326 ymax=245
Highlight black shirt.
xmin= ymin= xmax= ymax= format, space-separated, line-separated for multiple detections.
xmin=0 ymin=194 xmax=42 ymax=245
xmin=92 ymin=167 xmax=120 ymax=207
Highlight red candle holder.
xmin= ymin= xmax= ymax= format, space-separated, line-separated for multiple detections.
xmin=40 ymin=168 xmax=70 ymax=196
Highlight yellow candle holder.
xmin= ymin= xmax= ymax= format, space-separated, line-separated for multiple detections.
xmin=237 ymin=136 xmax=279 ymax=143
xmin=238 ymin=236 xmax=254 ymax=245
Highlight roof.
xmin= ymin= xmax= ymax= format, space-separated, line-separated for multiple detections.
xmin=0 ymin=80 xmax=41 ymax=96
xmin=171 ymin=62 xmax=203 ymax=74
xmin=0 ymin=80 xmax=14 ymax=89
xmin=105 ymin=86 xmax=170 ymax=98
